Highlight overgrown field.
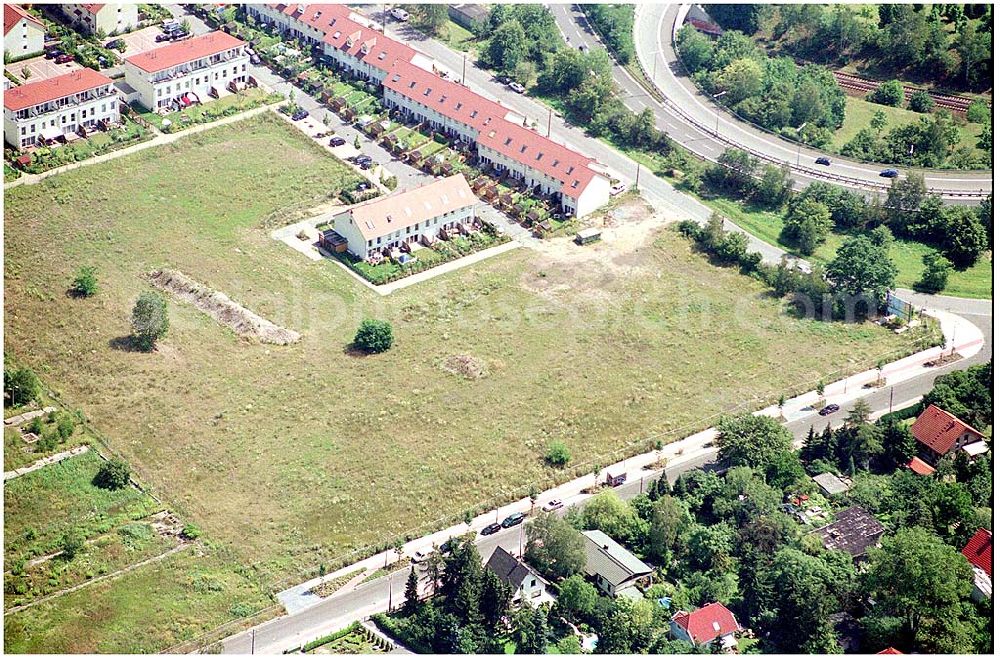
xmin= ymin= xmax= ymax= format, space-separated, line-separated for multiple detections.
xmin=4 ymin=114 xmax=929 ymax=651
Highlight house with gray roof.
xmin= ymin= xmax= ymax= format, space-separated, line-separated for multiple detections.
xmin=581 ymin=529 xmax=652 ymax=597
xmin=812 ymin=472 xmax=850 ymax=497
xmin=485 ymin=546 xmax=547 ymax=604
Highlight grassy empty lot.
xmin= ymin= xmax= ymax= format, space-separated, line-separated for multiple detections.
xmin=4 ymin=113 xmax=930 ymax=650
xmin=833 ymin=95 xmax=986 ymax=153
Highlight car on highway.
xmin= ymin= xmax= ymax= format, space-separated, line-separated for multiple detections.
xmin=815 ymin=156 xmax=831 ymax=166
xmin=541 ymin=499 xmax=563 ymax=513
xmin=328 ymin=136 xmax=346 ymax=147
xmin=481 ymin=522 xmax=502 ymax=536
xmin=879 ymin=168 xmax=899 ymax=178
xmin=291 ymin=109 xmax=309 ymax=121
xmin=55 ymin=54 xmax=74 ymax=64
xmin=501 ymin=512 xmax=526 ymax=528
xmin=508 ymin=81 xmax=526 ymax=94
xmin=389 ymin=7 xmax=409 ymax=21
xmin=818 ymin=404 xmax=841 ymax=416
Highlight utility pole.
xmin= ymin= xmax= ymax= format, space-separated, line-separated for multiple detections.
xmin=381 ymin=3 xmax=385 ymax=34
xmin=388 ymin=579 xmax=393 ymax=612
xmin=712 ymin=91 xmax=727 ymax=137
xmin=462 ymin=53 xmax=467 ymax=86
xmin=547 ymin=107 xmax=552 ymax=137
xmin=634 ymin=161 xmax=640 ymax=189
xmin=251 ymin=629 xmax=255 ymax=655
xmin=888 ymin=386 xmax=894 ymax=413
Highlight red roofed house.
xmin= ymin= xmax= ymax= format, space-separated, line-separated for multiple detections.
xmin=123 ymin=31 xmax=248 ymax=112
xmin=910 ymin=404 xmax=984 ymax=464
xmin=670 ymin=602 xmax=742 ymax=651
xmin=4 ymin=5 xmax=45 ymax=59
xmin=877 ymin=648 xmax=903 ymax=655
xmin=4 ymin=68 xmax=120 ymax=149
xmin=59 ymin=4 xmax=138 ymax=36
xmin=961 ymin=528 xmax=992 ymax=602
xmin=245 ymin=4 xmax=611 ymax=218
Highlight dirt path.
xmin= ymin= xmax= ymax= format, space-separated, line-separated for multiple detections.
xmin=4 ymin=445 xmax=89 ymax=482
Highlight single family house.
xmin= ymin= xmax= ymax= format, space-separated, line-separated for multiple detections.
xmin=961 ymin=528 xmax=992 ymax=602
xmin=581 ymin=529 xmax=652 ymax=597
xmin=484 ymin=547 xmax=547 ymax=604
xmin=812 ymin=506 xmax=885 ymax=560
xmin=670 ymin=602 xmax=742 ymax=651
xmin=4 ymin=5 xmax=45 ymax=59
xmin=910 ymin=404 xmax=984 ymax=465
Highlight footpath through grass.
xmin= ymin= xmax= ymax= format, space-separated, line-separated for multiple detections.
xmin=4 ymin=113 xmax=929 ymax=651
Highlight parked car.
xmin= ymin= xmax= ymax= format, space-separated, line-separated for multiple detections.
xmin=329 ymin=136 xmax=346 ymax=147
xmin=879 ymin=168 xmax=899 ymax=178
xmin=501 ymin=512 xmax=526 ymax=528
xmin=481 ymin=523 xmax=502 ymax=536
xmin=359 ymin=160 xmax=373 ymax=170
xmin=105 ymin=39 xmax=124 ymax=50
xmin=355 ymin=155 xmax=373 ymax=166
xmin=439 ymin=538 xmax=456 ymax=554
xmin=411 ymin=548 xmax=435 ymax=564
xmin=818 ymin=404 xmax=841 ymax=416
xmin=155 ymin=33 xmax=171 ymax=42
xmin=291 ymin=109 xmax=309 ymax=121
xmin=542 ymin=499 xmax=563 ymax=513
xmin=815 ymin=156 xmax=831 ymax=166
xmin=389 ymin=7 xmax=409 ymax=21
xmin=250 ymin=53 xmax=262 ymax=65
xmin=45 ymin=48 xmax=63 ymax=60
xmin=610 ymin=182 xmax=627 ymax=196
xmin=55 ymin=54 xmax=74 ymax=64
xmin=508 ymin=81 xmax=526 ymax=94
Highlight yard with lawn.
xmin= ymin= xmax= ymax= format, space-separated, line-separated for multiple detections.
xmin=134 ymin=87 xmax=283 ymax=133
xmin=4 ymin=112 xmax=933 ymax=651
xmin=698 ymin=196 xmax=993 ymax=299
xmin=8 ymin=116 xmax=152 ymax=175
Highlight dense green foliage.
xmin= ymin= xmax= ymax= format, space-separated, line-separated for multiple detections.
xmin=353 ymin=319 xmax=394 ymax=353
xmin=580 ymin=5 xmax=635 ymax=64
xmin=544 ymin=441 xmax=571 ymax=467
xmin=70 ymin=266 xmax=99 ymax=298
xmin=923 ymin=361 xmax=992 ymax=430
xmin=94 ymin=457 xmax=132 ymax=491
xmin=4 ymin=363 xmax=41 ymax=407
xmin=131 ymin=291 xmax=169 ymax=352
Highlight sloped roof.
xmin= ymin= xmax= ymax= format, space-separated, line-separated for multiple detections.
xmin=341 ymin=174 xmax=476 ymax=242
xmin=910 ymin=404 xmax=983 ymax=457
xmin=812 ymin=472 xmax=849 ymax=495
xmin=485 ymin=546 xmax=538 ymax=590
xmin=4 ymin=4 xmax=44 ymax=35
xmin=671 ymin=602 xmax=741 ymax=644
xmin=813 ymin=506 xmax=884 ymax=558
xmin=961 ymin=528 xmax=992 ymax=578
xmin=581 ymin=529 xmax=651 ymax=586
xmin=79 ymin=4 xmax=106 ymax=14
xmin=125 ymin=31 xmax=245 ymax=74
xmin=4 ymin=68 xmax=112 ymax=111
xmin=877 ymin=648 xmax=903 ymax=655
xmin=905 ymin=456 xmax=936 ymax=476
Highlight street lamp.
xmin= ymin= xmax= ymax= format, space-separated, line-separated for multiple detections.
xmin=712 ymin=91 xmax=727 ymax=137
xmin=794 ymin=122 xmax=807 ymax=167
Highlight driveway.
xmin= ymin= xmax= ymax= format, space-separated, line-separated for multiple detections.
xmin=5 ymin=55 xmax=80 ymax=83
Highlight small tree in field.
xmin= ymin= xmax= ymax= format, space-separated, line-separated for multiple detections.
xmin=60 ymin=530 xmax=85 ymax=560
xmin=545 ymin=441 xmax=570 ymax=467
xmin=4 ymin=365 xmax=40 ymax=407
xmin=71 ymin=266 xmax=99 ymax=297
xmin=94 ymin=457 xmax=131 ymax=490
xmin=131 ymin=291 xmax=169 ymax=351
xmin=354 ymin=319 xmax=393 ymax=353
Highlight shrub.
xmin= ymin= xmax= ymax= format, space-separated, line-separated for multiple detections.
xmin=966 ymin=99 xmax=990 ymax=124
xmin=908 ymin=90 xmax=934 ymax=113
xmin=545 ymin=441 xmax=571 ymax=467
xmin=94 ymin=457 xmax=131 ymax=490
xmin=131 ymin=291 xmax=169 ymax=351
xmin=181 ymin=523 xmax=202 ymax=540
xmin=70 ymin=266 xmax=99 ymax=297
xmin=4 ymin=365 xmax=41 ymax=407
xmin=229 ymin=602 xmax=256 ymax=618
xmin=915 ymin=253 xmax=951 ymax=294
xmin=59 ymin=530 xmax=85 ymax=560
xmin=353 ymin=319 xmax=393 ymax=353
xmin=55 ymin=412 xmax=75 ymax=439
xmin=26 ymin=416 xmax=44 ymax=435
xmin=867 ymin=80 xmax=904 ymax=107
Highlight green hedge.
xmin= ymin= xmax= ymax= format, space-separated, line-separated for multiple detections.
xmin=300 ymin=622 xmax=361 ymax=653
xmin=877 ymin=402 xmax=924 ymax=426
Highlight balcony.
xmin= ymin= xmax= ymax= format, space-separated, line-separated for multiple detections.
xmin=19 ymin=88 xmax=116 ymax=119
xmin=149 ymin=51 xmax=243 ymax=84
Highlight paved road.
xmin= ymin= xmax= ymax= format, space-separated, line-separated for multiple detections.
xmin=630 ymin=4 xmax=991 ymax=201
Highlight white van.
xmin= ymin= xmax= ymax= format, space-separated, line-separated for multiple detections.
xmin=389 ymin=7 xmax=409 ymax=21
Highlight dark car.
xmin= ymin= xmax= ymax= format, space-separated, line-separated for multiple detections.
xmin=105 ymin=39 xmax=124 ymax=49
xmin=440 ymin=538 xmax=455 ymax=554
xmin=818 ymin=404 xmax=841 ymax=416
xmin=55 ymin=54 xmax=74 ymax=64
xmin=481 ymin=523 xmax=502 ymax=536
xmin=45 ymin=48 xmax=64 ymax=60
xmin=328 ymin=136 xmax=346 ymax=147
xmin=291 ymin=109 xmax=309 ymax=121
xmin=501 ymin=512 xmax=526 ymax=528
xmin=815 ymin=156 xmax=831 ymax=166
xmin=250 ymin=53 xmax=262 ymax=65
xmin=155 ymin=33 xmax=170 ymax=42
xmin=879 ymin=168 xmax=899 ymax=178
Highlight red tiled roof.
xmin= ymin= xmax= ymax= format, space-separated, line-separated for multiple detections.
xmin=79 ymin=4 xmax=106 ymax=14
xmin=125 ymin=31 xmax=245 ymax=74
xmin=877 ymin=649 xmax=903 ymax=655
xmin=4 ymin=68 xmax=113 ymax=112
xmin=961 ymin=528 xmax=992 ymax=577
xmin=671 ymin=602 xmax=741 ymax=645
xmin=905 ymin=456 xmax=936 ymax=476
xmin=4 ymin=4 xmax=44 ymax=35
xmin=910 ymin=404 xmax=983 ymax=457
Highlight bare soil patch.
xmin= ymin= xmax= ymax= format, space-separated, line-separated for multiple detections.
xmin=148 ymin=269 xmax=301 ymax=345
xmin=440 ymin=354 xmax=488 ymax=380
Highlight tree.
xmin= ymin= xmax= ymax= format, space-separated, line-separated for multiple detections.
xmin=512 ymin=606 xmax=548 ymax=654
xmin=353 ymin=319 xmax=393 ymax=353
xmin=753 ymin=164 xmax=793 ymax=208
xmin=545 ymin=441 xmax=570 ymax=467
xmin=94 ymin=457 xmax=131 ymax=490
xmin=923 ymin=362 xmax=992 ymax=430
xmin=941 ymin=206 xmax=988 ymax=268
xmin=478 ymin=570 xmax=512 ymax=630
xmin=557 ymin=574 xmax=598 ymax=619
xmin=131 ymin=291 xmax=169 ymax=351
xmin=59 ymin=530 xmax=85 ymax=560
xmin=715 ymin=413 xmax=792 ymax=470
xmin=915 ymin=252 xmax=951 ymax=293
xmin=825 ymin=235 xmax=897 ymax=312
xmin=868 ymin=80 xmax=904 ymax=107
xmin=70 ymin=266 xmax=99 ymax=297
xmin=595 ymin=598 xmax=657 ymax=653
xmin=864 ymin=528 xmax=974 ymax=641
xmin=424 ymin=550 xmax=444 ymax=595
xmin=870 ymin=109 xmax=888 ymax=134
xmin=483 ymin=20 xmax=527 ymax=73
xmin=403 ymin=567 xmax=421 ymax=615
xmin=909 ymin=90 xmax=934 ymax=113
xmin=353 ymin=134 xmax=361 ymax=150
xmin=441 ymin=539 xmax=483 ymax=625
xmin=404 ymin=4 xmax=448 ymax=34
xmin=524 ymin=514 xmax=586 ymax=580
xmin=646 ymin=495 xmax=689 ymax=564
xmin=717 ymin=57 xmax=763 ymax=103
xmin=4 ymin=365 xmax=40 ymax=407
xmin=884 ymin=174 xmax=926 ymax=234
xmin=580 ymin=490 xmax=645 ymax=544
xmin=782 ymin=198 xmax=832 ymax=255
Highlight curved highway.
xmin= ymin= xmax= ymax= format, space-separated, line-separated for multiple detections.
xmin=552 ymin=4 xmax=991 ymax=202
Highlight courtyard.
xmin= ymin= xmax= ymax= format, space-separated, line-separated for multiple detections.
xmin=3 ymin=114 xmax=934 ymax=651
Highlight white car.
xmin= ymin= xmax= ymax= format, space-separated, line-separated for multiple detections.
xmin=389 ymin=8 xmax=409 ymax=21
xmin=610 ymin=182 xmax=627 ymax=196
xmin=542 ymin=499 xmax=564 ymax=513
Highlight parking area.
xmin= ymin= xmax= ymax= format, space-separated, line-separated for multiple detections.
xmin=118 ymin=25 xmax=167 ymax=59
xmin=5 ymin=55 xmax=81 ymax=83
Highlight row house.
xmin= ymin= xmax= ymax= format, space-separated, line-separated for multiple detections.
xmin=59 ymin=4 xmax=139 ymax=35
xmin=123 ymin=31 xmax=249 ymax=112
xmin=4 ymin=5 xmax=45 ymax=59
xmin=250 ymin=3 xmax=611 ymax=217
xmin=332 ymin=174 xmax=477 ymax=259
xmin=4 ymin=68 xmax=120 ymax=149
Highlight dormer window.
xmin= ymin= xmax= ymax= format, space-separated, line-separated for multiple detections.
xmin=535 ymin=152 xmax=543 ymax=161
xmin=470 ymin=110 xmax=478 ymax=118
xmin=408 ymin=81 xmax=417 ymax=89
xmin=566 ymin=166 xmax=575 ymax=174
xmin=504 ymin=137 xmax=512 ymax=146
xmin=519 ymin=145 xmax=527 ymax=153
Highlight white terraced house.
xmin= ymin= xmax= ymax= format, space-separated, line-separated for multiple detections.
xmin=4 ymin=5 xmax=45 ymax=59
xmin=123 ymin=31 xmax=249 ymax=112
xmin=59 ymin=3 xmax=139 ymax=35
xmin=3 ymin=68 xmax=120 ymax=149
xmin=332 ymin=174 xmax=478 ymax=259
xmin=247 ymin=3 xmax=612 ymax=217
